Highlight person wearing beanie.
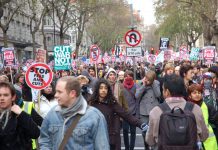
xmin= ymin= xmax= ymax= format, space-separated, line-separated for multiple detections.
xmin=188 ymin=84 xmax=218 ymax=149
xmin=105 ymin=68 xmax=128 ymax=111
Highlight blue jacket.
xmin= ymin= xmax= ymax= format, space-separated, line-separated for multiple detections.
xmin=39 ymin=103 xmax=110 ymax=150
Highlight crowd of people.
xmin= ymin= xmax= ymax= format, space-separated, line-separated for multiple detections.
xmin=0 ymin=59 xmax=218 ymax=150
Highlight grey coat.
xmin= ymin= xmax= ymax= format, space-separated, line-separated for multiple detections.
xmin=135 ymin=80 xmax=161 ymax=116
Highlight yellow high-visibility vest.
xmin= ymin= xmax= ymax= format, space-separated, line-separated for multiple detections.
xmin=201 ymin=102 xmax=218 ymax=150
xmin=22 ymin=101 xmax=37 ymax=150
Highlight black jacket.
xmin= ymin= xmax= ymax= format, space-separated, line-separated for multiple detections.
xmin=0 ymin=111 xmax=40 ymax=150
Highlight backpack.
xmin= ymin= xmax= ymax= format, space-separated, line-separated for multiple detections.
xmin=158 ymin=102 xmax=198 ymax=150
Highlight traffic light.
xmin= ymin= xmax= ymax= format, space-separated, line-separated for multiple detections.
xmin=150 ymin=47 xmax=155 ymax=54
xmin=73 ymin=52 xmax=76 ymax=59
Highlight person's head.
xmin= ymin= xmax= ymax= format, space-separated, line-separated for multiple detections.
xmin=0 ymin=75 xmax=9 ymax=82
xmin=118 ymin=71 xmax=125 ymax=82
xmin=174 ymin=66 xmax=180 ymax=76
xmin=188 ymin=84 xmax=203 ymax=103
xmin=41 ymin=83 xmax=55 ymax=100
xmin=61 ymin=70 xmax=69 ymax=77
xmin=193 ymin=65 xmax=200 ymax=75
xmin=105 ymin=68 xmax=117 ymax=83
xmin=55 ymin=76 xmax=81 ymax=107
xmin=201 ymin=72 xmax=214 ymax=89
xmin=0 ymin=81 xmax=16 ymax=110
xmin=124 ymin=70 xmax=134 ymax=79
xmin=90 ymin=78 xmax=116 ymax=104
xmin=208 ymin=65 xmax=218 ymax=85
xmin=143 ymin=70 xmax=156 ymax=86
xmin=179 ymin=65 xmax=194 ymax=81
xmin=98 ymin=69 xmax=105 ymax=78
xmin=88 ymin=66 xmax=96 ymax=77
xmin=163 ymin=74 xmax=186 ymax=98
xmin=14 ymin=73 xmax=24 ymax=84
xmin=164 ymin=63 xmax=175 ymax=75
xmin=77 ymin=75 xmax=89 ymax=87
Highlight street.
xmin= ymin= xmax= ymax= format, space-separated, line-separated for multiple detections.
xmin=121 ymin=128 xmax=144 ymax=150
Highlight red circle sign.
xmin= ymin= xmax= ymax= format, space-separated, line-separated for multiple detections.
xmin=124 ymin=30 xmax=142 ymax=47
xmin=25 ymin=63 xmax=53 ymax=90
xmin=90 ymin=45 xmax=100 ymax=61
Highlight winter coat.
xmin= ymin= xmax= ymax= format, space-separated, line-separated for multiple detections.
xmin=135 ymin=80 xmax=161 ymax=116
xmin=0 ymin=111 xmax=40 ymax=150
xmin=91 ymin=101 xmax=143 ymax=150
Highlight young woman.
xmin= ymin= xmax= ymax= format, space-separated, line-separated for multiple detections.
xmin=188 ymin=84 xmax=218 ymax=150
xmin=35 ymin=83 xmax=57 ymax=118
xmin=90 ymin=78 xmax=147 ymax=150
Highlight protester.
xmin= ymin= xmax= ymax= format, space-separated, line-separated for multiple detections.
xmin=122 ymin=70 xmax=139 ymax=150
xmin=188 ymin=84 xmax=218 ymax=150
xmin=135 ymin=70 xmax=161 ymax=150
xmin=13 ymin=73 xmax=24 ymax=95
xmin=146 ymin=74 xmax=208 ymax=149
xmin=77 ymin=75 xmax=93 ymax=101
xmin=35 ymin=83 xmax=58 ymax=118
xmin=89 ymin=78 xmax=148 ymax=150
xmin=39 ymin=76 xmax=109 ymax=149
xmin=179 ymin=64 xmax=194 ymax=99
xmin=0 ymin=81 xmax=40 ymax=149
xmin=105 ymin=68 xmax=128 ymax=111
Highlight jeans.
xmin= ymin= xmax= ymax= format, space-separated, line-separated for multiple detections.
xmin=122 ymin=120 xmax=136 ymax=150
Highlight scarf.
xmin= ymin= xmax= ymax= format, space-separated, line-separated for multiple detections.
xmin=123 ymin=77 xmax=134 ymax=89
xmin=0 ymin=109 xmax=11 ymax=130
xmin=188 ymin=97 xmax=202 ymax=106
xmin=60 ymin=95 xmax=84 ymax=119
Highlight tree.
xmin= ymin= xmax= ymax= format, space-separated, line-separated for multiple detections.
xmin=180 ymin=0 xmax=218 ymax=45
xmin=0 ymin=0 xmax=23 ymax=47
xmin=154 ymin=0 xmax=203 ymax=48
xmin=26 ymin=0 xmax=49 ymax=59
xmin=86 ymin=0 xmax=131 ymax=53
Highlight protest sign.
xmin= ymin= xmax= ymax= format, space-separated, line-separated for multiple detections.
xmin=2 ymin=47 xmax=15 ymax=66
xmin=54 ymin=46 xmax=71 ymax=70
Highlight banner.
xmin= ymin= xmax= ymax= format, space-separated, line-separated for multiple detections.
xmin=190 ymin=48 xmax=200 ymax=61
xmin=202 ymin=46 xmax=216 ymax=65
xmin=179 ymin=45 xmax=189 ymax=60
xmin=35 ymin=49 xmax=46 ymax=63
xmin=159 ymin=37 xmax=169 ymax=50
xmin=2 ymin=47 xmax=15 ymax=66
xmin=147 ymin=54 xmax=156 ymax=64
xmin=154 ymin=51 xmax=164 ymax=64
xmin=164 ymin=50 xmax=172 ymax=61
xmin=54 ymin=45 xmax=71 ymax=70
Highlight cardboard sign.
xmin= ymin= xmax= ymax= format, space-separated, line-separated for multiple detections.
xmin=25 ymin=63 xmax=53 ymax=90
xmin=126 ymin=47 xmax=142 ymax=56
xmin=54 ymin=46 xmax=71 ymax=70
xmin=2 ymin=47 xmax=15 ymax=66
xmin=159 ymin=38 xmax=169 ymax=50
xmin=203 ymin=46 xmax=216 ymax=64
xmin=190 ymin=48 xmax=200 ymax=61
xmin=36 ymin=49 xmax=46 ymax=63
xmin=90 ymin=45 xmax=100 ymax=61
xmin=164 ymin=50 xmax=171 ymax=61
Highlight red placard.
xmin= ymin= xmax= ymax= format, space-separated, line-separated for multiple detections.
xmin=90 ymin=45 xmax=100 ymax=61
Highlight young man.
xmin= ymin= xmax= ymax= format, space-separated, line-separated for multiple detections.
xmin=122 ymin=70 xmax=138 ymax=150
xmin=146 ymin=74 xmax=208 ymax=149
xmin=0 ymin=81 xmax=40 ymax=149
xmin=39 ymin=76 xmax=109 ymax=150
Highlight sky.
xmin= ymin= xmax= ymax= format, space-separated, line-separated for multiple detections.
xmin=127 ymin=0 xmax=156 ymax=25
